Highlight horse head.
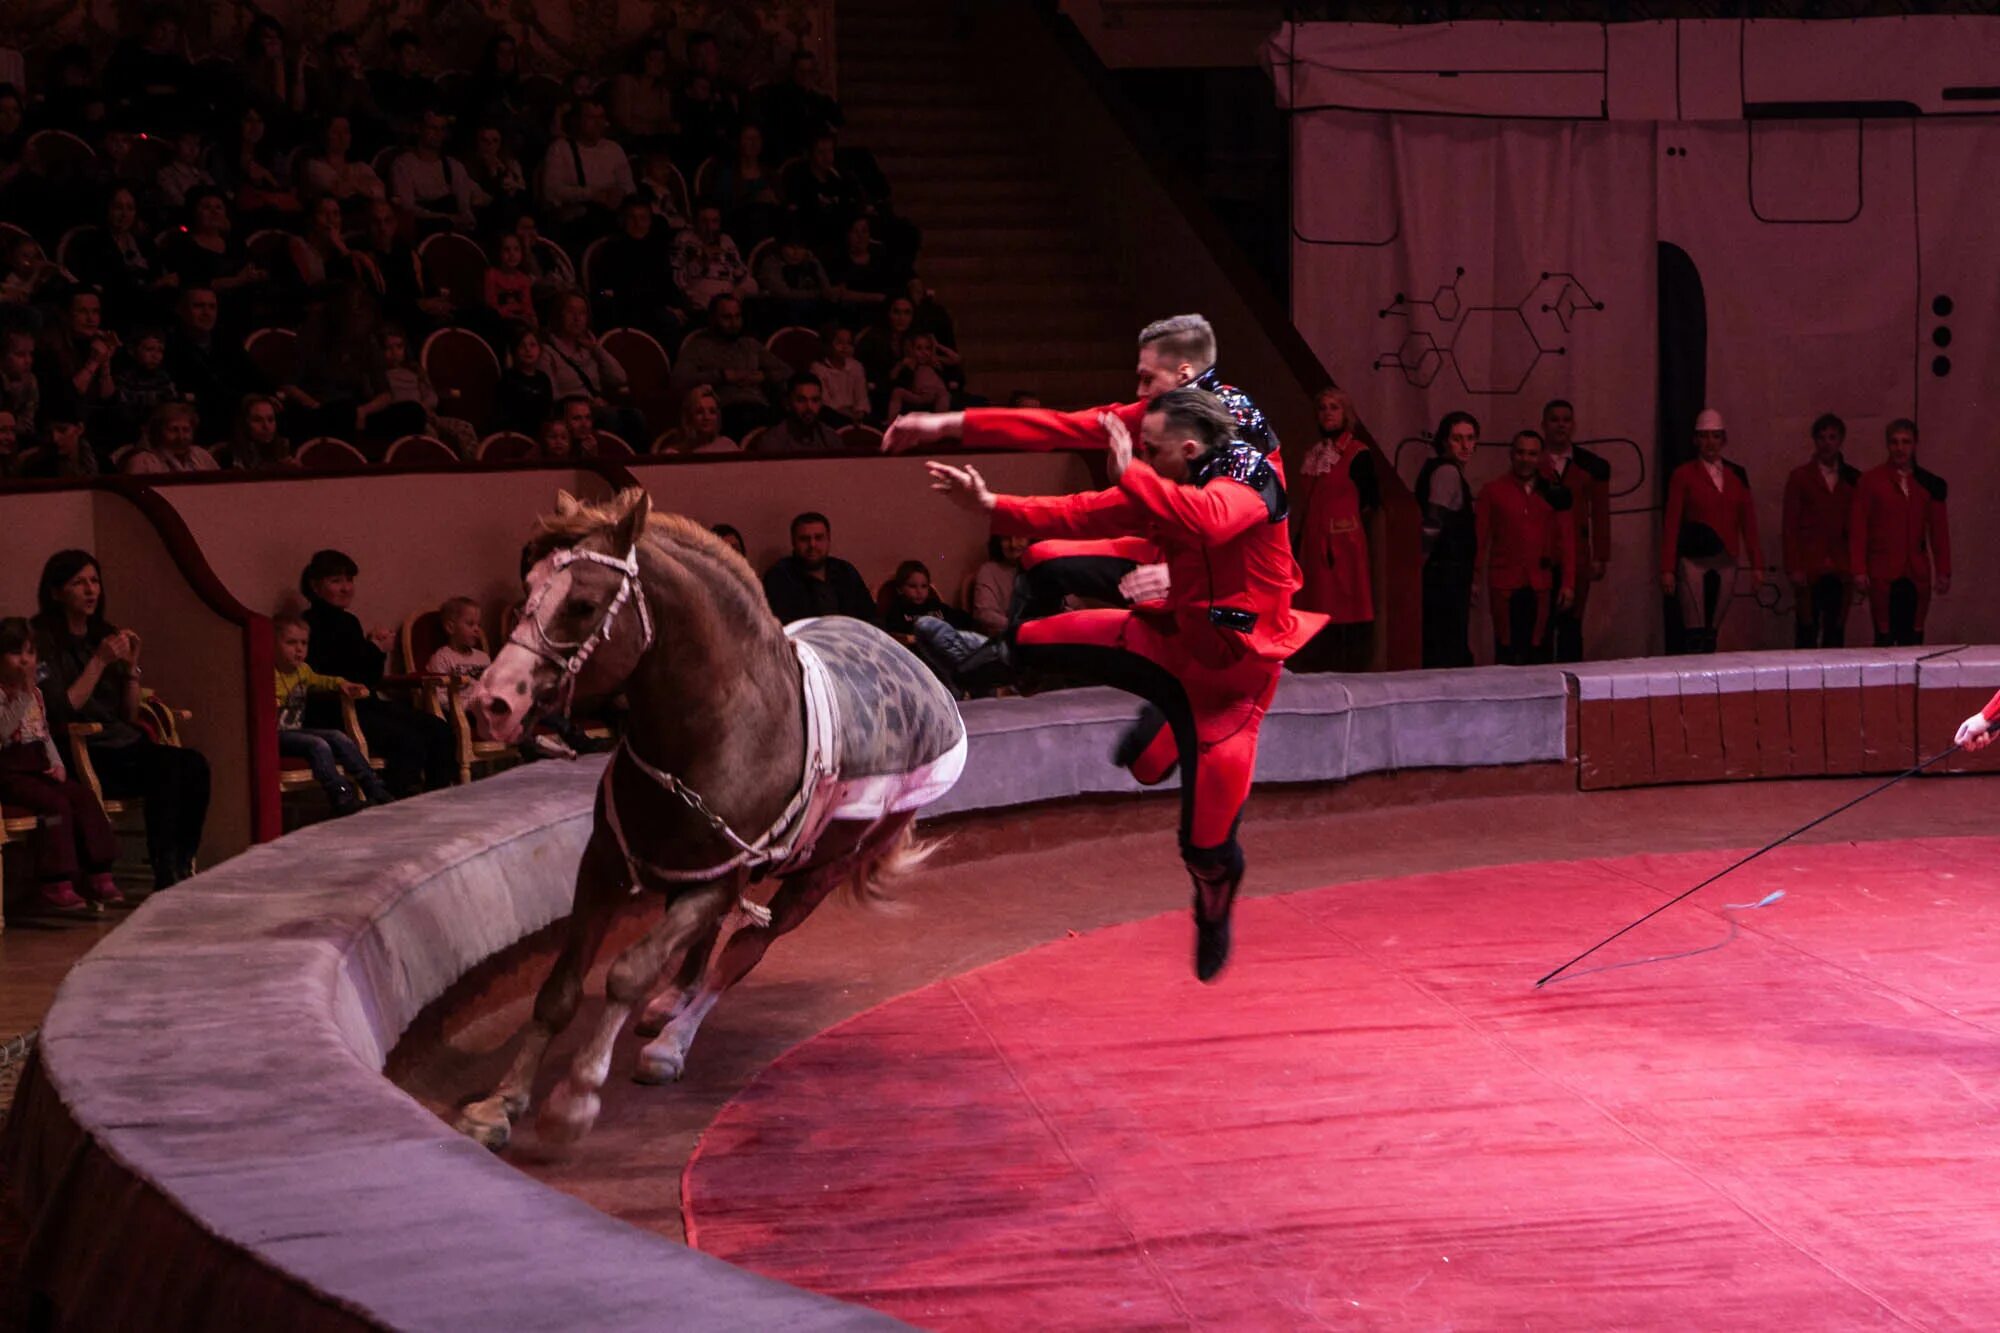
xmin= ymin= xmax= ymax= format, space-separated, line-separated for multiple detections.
xmin=474 ymin=487 xmax=654 ymax=745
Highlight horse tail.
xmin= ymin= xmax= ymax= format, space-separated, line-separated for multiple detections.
xmin=842 ymin=815 xmax=943 ymax=909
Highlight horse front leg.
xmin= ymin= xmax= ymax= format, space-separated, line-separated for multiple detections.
xmin=537 ymin=876 xmax=735 ymax=1147
xmin=455 ymin=830 xmax=624 ymax=1151
xmin=633 ymin=917 xmax=721 ymax=1039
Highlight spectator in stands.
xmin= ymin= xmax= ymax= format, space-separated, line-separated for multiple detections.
xmin=466 ymin=124 xmax=530 ymax=227
xmin=788 ymin=131 xmax=862 ymax=253
xmin=673 ymin=201 xmax=754 ymax=309
xmin=310 ymin=31 xmax=389 ymax=153
xmin=668 ymin=384 xmax=736 ymax=453
xmin=273 ymin=614 xmax=391 ymax=816
xmin=1416 ymin=410 xmax=1478 ymax=668
xmin=1783 ymin=411 xmax=1858 ymax=650
xmin=1852 ymin=418 xmax=1951 ymax=647
xmin=239 ymin=18 xmax=305 ymax=148
xmin=754 ymin=48 xmax=842 ymax=164
xmin=495 ymin=325 xmax=555 ymax=433
xmin=860 ymin=294 xmax=916 ymax=390
xmin=110 ymin=328 xmax=178 ymax=446
xmin=757 ymin=373 xmax=842 ymax=451
xmin=969 ymin=535 xmax=1028 ymax=636
xmin=809 ymin=324 xmax=868 ymax=426
xmin=291 ymin=281 xmax=382 ymax=439
xmin=672 ymin=33 xmax=737 ymax=172
xmin=357 ymin=199 xmax=452 ymax=335
xmin=557 ymin=394 xmax=604 ymax=455
xmin=878 ymin=560 xmax=963 ymax=641
xmin=0 ymin=617 xmax=123 ymax=913
xmin=214 ymin=106 xmax=301 ymax=224
xmin=712 ymin=524 xmax=747 ymax=558
xmin=167 ymin=287 xmax=266 ymax=436
xmin=297 ymin=116 xmax=387 ymax=207
xmin=86 ymin=121 xmax=152 ymax=200
xmin=634 ymin=148 xmax=691 ymax=231
xmin=669 ymin=293 xmax=787 ymax=439
xmin=424 ymin=596 xmax=492 ymax=679
xmin=231 ymin=392 xmax=296 ymax=469
xmin=38 ymin=286 xmax=118 ymax=429
xmin=33 ymin=549 xmax=211 ymax=889
xmin=0 ymin=84 xmax=21 ymax=192
xmin=2 ymin=327 xmax=40 ymax=437
xmin=17 ymin=412 xmax=97 ymax=479
xmin=756 ymin=228 xmax=834 ymax=329
xmin=0 ymin=233 xmax=60 ymax=307
xmin=290 ymin=194 xmax=371 ymax=293
xmin=1660 ymin=408 xmax=1763 ymax=656
xmin=157 ymin=129 xmax=215 ymax=210
xmin=298 ymin=549 xmax=454 ymax=796
xmin=0 ymin=408 xmax=15 ymax=475
xmin=66 ymin=188 xmax=169 ymax=326
xmin=371 ymin=30 xmax=438 ymax=140
xmin=884 ymin=332 xmax=961 ymax=423
xmin=393 ymin=109 xmax=486 ymax=236
xmin=484 ymin=232 xmax=537 ymax=328
xmin=592 ymin=195 xmax=689 ymax=337
xmin=712 ymin=122 xmax=784 ymax=245
xmin=831 ymin=216 xmax=897 ymax=318
xmin=162 ymin=189 xmax=268 ymax=309
xmin=540 ymin=97 xmax=634 ymax=244
xmin=123 ymin=402 xmax=217 ymax=473
xmin=510 ymin=211 xmax=576 ymax=302
xmin=361 ymin=324 xmax=476 ymax=454
xmin=542 ymin=292 xmax=642 ymax=442
xmin=460 ymin=36 xmax=525 ymax=143
xmin=907 ymin=276 xmax=958 ymax=350
xmin=105 ymin=6 xmax=195 ymax=125
xmin=1475 ymin=429 xmax=1573 ymax=666
xmin=37 ymin=46 xmax=107 ymax=137
xmin=763 ymin=511 xmax=875 ymax=625
xmin=1293 ymin=387 xmax=1378 ymax=670
xmin=535 ymin=415 xmax=573 ymax=459
xmin=612 ymin=39 xmax=677 ymax=148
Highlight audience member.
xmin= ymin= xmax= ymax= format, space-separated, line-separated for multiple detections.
xmin=611 ymin=39 xmax=677 ymax=146
xmin=673 ymin=201 xmax=754 ymax=309
xmin=592 ymin=195 xmax=689 ymax=336
xmin=370 ymin=30 xmax=438 ymax=139
xmin=495 ymin=326 xmax=555 ymax=432
xmin=296 ymin=115 xmax=387 ymax=206
xmin=290 ymin=194 xmax=372 ymax=293
xmin=831 ymin=216 xmax=896 ymax=315
xmin=105 ymin=6 xmax=196 ymax=124
xmin=535 ymin=415 xmax=573 ymax=459
xmin=762 ymin=511 xmax=875 ymax=624
xmin=38 ymin=286 xmax=119 ymax=429
xmin=356 ymin=199 xmax=452 ymax=334
xmin=670 ymin=384 xmax=737 ymax=453
xmin=711 ymin=523 xmax=747 ymax=558
xmin=1475 ymin=429 xmax=1574 ymax=666
xmin=2 ymin=328 xmax=40 ymax=436
xmin=556 ymin=394 xmax=603 ymax=455
xmin=37 ymin=45 xmax=108 ymax=138
xmin=860 ymin=295 xmax=917 ymax=389
xmin=290 ymin=281 xmax=383 ymax=438
xmin=298 ymin=548 xmax=454 ymax=796
xmin=671 ymin=34 xmax=737 ymax=173
xmin=1782 ymin=411 xmax=1858 ymax=649
xmin=423 ymin=596 xmax=491 ymax=677
xmin=237 ymin=18 xmax=305 ymax=146
xmin=788 ymin=131 xmax=862 ymax=252
xmin=539 ymin=97 xmax=634 ymax=243
xmin=809 ymin=324 xmax=868 ymax=425
xmin=231 ymin=393 xmax=296 ymax=469
xmin=393 ymin=109 xmax=486 ymax=235
xmin=157 ymin=128 xmax=215 ymax=210
xmin=883 ymin=332 xmax=960 ymax=422
xmin=879 ymin=559 xmax=963 ymax=638
xmin=906 ymin=276 xmax=958 ymax=349
xmin=634 ymin=148 xmax=691 ymax=230
xmin=711 ymin=122 xmax=784 ymax=244
xmin=123 ymin=402 xmax=218 ymax=473
xmin=0 ymin=407 xmax=15 ymax=476
xmin=32 ymin=549 xmax=210 ymax=888
xmin=66 ymin=188 xmax=169 ymax=324
xmin=0 ymin=616 xmax=122 ymax=912
xmin=757 ymin=373 xmax=843 ymax=451
xmin=542 ymin=293 xmax=641 ymax=441
xmin=465 ymin=124 xmax=530 ymax=227
xmin=1416 ymin=410 xmax=1479 ymax=668
xmin=361 ymin=324 xmax=477 ymax=453
xmin=756 ymin=230 xmax=834 ymax=327
xmin=17 ymin=413 xmax=98 ymax=479
xmin=309 ymin=31 xmax=389 ymax=152
xmin=109 ymin=328 xmax=178 ymax=445
xmin=459 ymin=35 xmax=526 ymax=143
xmin=1660 ymin=408 xmax=1763 ymax=656
xmin=1537 ymin=399 xmax=1610 ymax=663
xmin=161 ymin=189 xmax=268 ymax=309
xmin=670 ymin=294 xmax=787 ymax=438
xmin=484 ymin=232 xmax=536 ymax=327
xmin=968 ymin=535 xmax=1027 ymax=636
xmin=273 ymin=614 xmax=391 ymax=815
xmin=754 ymin=48 xmax=843 ymax=163
xmin=1292 ymin=387 xmax=1377 ymax=670
xmin=1851 ymin=417 xmax=1950 ymax=647
xmin=1 ymin=234 xmax=60 ymax=307
xmin=167 ymin=287 xmax=268 ymax=435
xmin=214 ymin=106 xmax=301 ymax=222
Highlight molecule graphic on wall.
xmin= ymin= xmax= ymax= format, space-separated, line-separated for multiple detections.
xmin=1373 ymin=269 xmax=1606 ymax=395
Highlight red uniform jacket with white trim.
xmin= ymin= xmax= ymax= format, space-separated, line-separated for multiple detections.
xmin=1850 ymin=463 xmax=1950 ymax=586
xmin=1661 ymin=458 xmax=1763 ymax=575
xmin=1476 ymin=475 xmax=1576 ymax=595
xmin=1782 ymin=458 xmax=1860 ymax=582
xmin=989 ymin=457 xmax=1325 ymax=662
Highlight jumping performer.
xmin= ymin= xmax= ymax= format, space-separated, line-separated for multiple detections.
xmin=924 ymin=387 xmax=1326 ymax=982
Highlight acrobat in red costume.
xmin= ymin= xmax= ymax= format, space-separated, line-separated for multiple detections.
xmin=1956 ymin=693 xmax=2000 ymax=752
xmin=931 ymin=387 xmax=1325 ymax=981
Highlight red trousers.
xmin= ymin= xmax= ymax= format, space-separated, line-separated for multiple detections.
xmin=1015 ymin=608 xmax=1280 ymax=850
xmin=0 ymin=748 xmax=118 ymax=885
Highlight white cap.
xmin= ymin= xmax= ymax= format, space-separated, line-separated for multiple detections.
xmin=1693 ymin=408 xmax=1726 ymax=433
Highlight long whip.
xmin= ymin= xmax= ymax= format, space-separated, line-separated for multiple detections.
xmin=1534 ymin=742 xmax=1962 ymax=988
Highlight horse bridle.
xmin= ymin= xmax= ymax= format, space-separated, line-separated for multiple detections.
xmin=508 ymin=542 xmax=655 ymax=713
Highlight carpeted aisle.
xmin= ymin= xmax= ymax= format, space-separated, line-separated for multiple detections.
xmin=682 ymin=837 xmax=2000 ymax=1329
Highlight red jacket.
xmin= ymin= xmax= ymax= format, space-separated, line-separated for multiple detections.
xmin=1292 ymin=433 xmax=1376 ymax=624
xmin=1850 ymin=464 xmax=1950 ymax=585
xmin=990 ymin=460 xmax=1325 ymax=662
xmin=1539 ymin=446 xmax=1611 ymax=569
xmin=962 ymin=398 xmax=1288 ymax=484
xmin=1660 ymin=458 xmax=1762 ymax=574
xmin=1782 ymin=458 xmax=1859 ymax=582
xmin=1476 ymin=475 xmax=1576 ymax=595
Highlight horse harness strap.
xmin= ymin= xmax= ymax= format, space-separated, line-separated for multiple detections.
xmin=508 ymin=542 xmax=656 ymax=714
xmin=599 ymin=632 xmax=844 ymax=901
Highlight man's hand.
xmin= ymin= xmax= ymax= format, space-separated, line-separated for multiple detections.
xmin=1956 ymin=711 xmax=1993 ymax=751
xmin=925 ymin=460 xmax=995 ymax=513
xmin=1101 ymin=411 xmax=1133 ymax=480
xmin=1557 ymin=588 xmax=1575 ymax=612
xmin=1118 ymin=563 xmax=1171 ymax=605
xmin=884 ymin=412 xmax=962 ymax=454
xmin=1660 ymin=571 xmax=1676 ymax=596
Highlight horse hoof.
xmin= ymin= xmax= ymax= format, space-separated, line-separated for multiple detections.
xmin=632 ymin=1046 xmax=686 ymax=1085
xmin=536 ymin=1083 xmax=600 ymax=1146
xmin=455 ymin=1100 xmax=513 ymax=1152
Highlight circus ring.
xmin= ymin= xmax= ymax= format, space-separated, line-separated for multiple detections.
xmin=6 ymin=649 xmax=2000 ymax=1329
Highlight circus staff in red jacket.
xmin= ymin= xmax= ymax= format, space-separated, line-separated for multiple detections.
xmin=1660 ymin=408 xmax=1764 ymax=655
xmin=1291 ymin=386 xmax=1377 ymax=670
xmin=924 ymin=387 xmax=1327 ymax=983
xmin=1476 ymin=429 xmax=1576 ymax=665
xmin=1850 ymin=417 xmax=1951 ymax=647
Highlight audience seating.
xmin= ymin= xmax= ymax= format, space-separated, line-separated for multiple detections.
xmin=740 ymin=426 xmax=766 ymax=451
xmin=384 ymin=435 xmax=459 ymax=466
xmin=417 ymin=232 xmax=488 ymax=302
xmin=24 ymin=128 xmax=93 ymax=174
xmin=647 ymin=430 xmax=680 ymax=454
xmin=245 ymin=326 xmax=300 ymax=387
xmin=590 ymin=431 xmax=635 ymax=458
xmin=692 ymin=157 xmax=718 ymax=199
xmin=657 ymin=163 xmax=692 ymax=220
xmin=242 ymin=228 xmax=294 ymax=275
xmin=531 ymin=236 xmax=576 ymax=288
xmin=0 ymin=807 xmax=44 ymax=931
xmin=580 ymin=235 xmax=610 ymax=298
xmin=421 ymin=327 xmax=501 ymax=429
xmin=744 ymin=237 xmax=775 ymax=277
xmin=277 ymin=694 xmax=384 ymax=808
xmin=295 ymin=437 xmax=368 ymax=468
xmin=55 ymin=224 xmax=98 ymax=274
xmin=0 ymin=221 xmax=32 ymax=259
xmin=476 ymin=431 xmax=537 ymax=462
xmin=837 ymin=424 xmax=884 ymax=450
xmin=766 ymin=325 xmax=822 ymax=373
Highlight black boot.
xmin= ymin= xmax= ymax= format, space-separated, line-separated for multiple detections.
xmin=1185 ymin=840 xmax=1245 ymax=983
xmin=1112 ymin=705 xmax=1176 ymax=784
xmin=914 ymin=616 xmax=1015 ymax=692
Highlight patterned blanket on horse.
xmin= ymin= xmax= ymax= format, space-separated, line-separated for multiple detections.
xmin=787 ymin=616 xmax=966 ymax=832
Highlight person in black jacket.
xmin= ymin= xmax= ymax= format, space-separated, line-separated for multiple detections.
xmin=1415 ymin=411 xmax=1480 ymax=669
xmin=761 ymin=512 xmax=875 ymax=625
xmin=298 ymin=549 xmax=454 ymax=796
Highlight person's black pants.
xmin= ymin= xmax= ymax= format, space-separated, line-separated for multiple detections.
xmin=1795 ymin=574 xmax=1849 ymax=649
xmin=1008 ymin=554 xmax=1139 ymax=627
xmin=87 ymin=739 xmax=210 ymax=885
xmin=352 ymin=697 xmax=455 ymax=796
xmin=1875 ymin=577 xmax=1924 ymax=647
xmin=1421 ymin=559 xmax=1474 ymax=669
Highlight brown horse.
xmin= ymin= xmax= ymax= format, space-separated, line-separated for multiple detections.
xmin=458 ymin=489 xmax=965 ymax=1150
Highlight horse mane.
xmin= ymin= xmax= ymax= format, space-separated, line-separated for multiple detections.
xmin=526 ymin=493 xmax=766 ymax=612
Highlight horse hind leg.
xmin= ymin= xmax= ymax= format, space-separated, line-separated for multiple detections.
xmin=455 ymin=832 xmax=624 ymax=1152
xmin=537 ymin=878 xmax=734 ymax=1147
xmin=633 ymin=918 xmax=720 ymax=1039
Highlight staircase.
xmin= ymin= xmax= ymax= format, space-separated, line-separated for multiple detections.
xmin=835 ymin=0 xmax=1136 ymax=408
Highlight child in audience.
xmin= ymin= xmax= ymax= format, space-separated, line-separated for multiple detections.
xmin=495 ymin=325 xmax=555 ymax=432
xmin=0 ymin=234 xmax=60 ymax=306
xmin=17 ymin=412 xmax=99 ymax=479
xmin=810 ymin=324 xmax=870 ymax=426
xmin=484 ymin=232 xmax=537 ymax=328
xmin=424 ymin=596 xmax=491 ymax=677
xmin=111 ymin=328 xmax=179 ymax=445
xmin=1 ymin=329 xmax=38 ymax=436
xmin=274 ymin=614 xmax=392 ymax=816
xmin=157 ymin=129 xmax=214 ymax=208
xmin=536 ymin=416 xmax=574 ymax=460
xmin=884 ymin=332 xmax=955 ymax=424
xmin=360 ymin=325 xmax=478 ymax=455
xmin=0 ymin=617 xmax=123 ymax=912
